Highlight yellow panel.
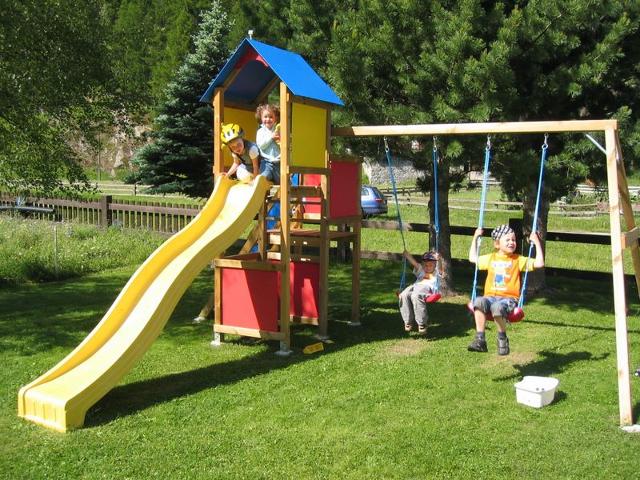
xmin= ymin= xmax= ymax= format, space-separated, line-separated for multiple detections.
xmin=222 ymin=107 xmax=258 ymax=167
xmin=291 ymin=103 xmax=327 ymax=168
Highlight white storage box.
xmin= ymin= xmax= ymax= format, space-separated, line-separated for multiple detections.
xmin=514 ymin=376 xmax=559 ymax=408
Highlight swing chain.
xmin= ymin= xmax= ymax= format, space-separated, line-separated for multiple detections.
xmin=543 ymin=133 xmax=549 ymax=150
xmin=433 ymin=135 xmax=438 ymax=153
xmin=486 ymin=135 xmax=491 ymax=151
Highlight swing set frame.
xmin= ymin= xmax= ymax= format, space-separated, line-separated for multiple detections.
xmin=333 ymin=119 xmax=640 ymax=428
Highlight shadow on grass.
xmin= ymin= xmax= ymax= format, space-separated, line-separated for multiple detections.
xmin=0 ymin=270 xmax=133 ymax=355
xmin=4 ymin=258 xmax=636 ymax=427
xmin=496 ymin=350 xmax=610 ymax=382
xmin=86 ymin=261 xmax=473 ymax=426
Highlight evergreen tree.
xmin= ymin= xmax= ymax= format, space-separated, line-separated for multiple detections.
xmin=327 ymin=0 xmax=640 ymax=293
xmin=132 ymin=1 xmax=230 ymax=197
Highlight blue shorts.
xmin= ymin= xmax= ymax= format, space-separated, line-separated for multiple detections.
xmin=473 ymin=296 xmax=517 ymax=318
xmin=260 ymin=160 xmax=280 ymax=184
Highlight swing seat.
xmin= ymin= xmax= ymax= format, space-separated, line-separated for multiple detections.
xmin=425 ymin=293 xmax=442 ymax=303
xmin=466 ymin=301 xmax=525 ymax=323
xmin=507 ymin=307 xmax=525 ymax=323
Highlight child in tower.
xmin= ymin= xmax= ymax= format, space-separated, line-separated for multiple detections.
xmin=255 ymin=103 xmax=281 ymax=184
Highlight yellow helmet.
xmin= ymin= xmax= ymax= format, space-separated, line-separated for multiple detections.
xmin=220 ymin=123 xmax=243 ymax=144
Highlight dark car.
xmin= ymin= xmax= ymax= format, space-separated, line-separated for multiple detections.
xmin=361 ymin=185 xmax=388 ymax=217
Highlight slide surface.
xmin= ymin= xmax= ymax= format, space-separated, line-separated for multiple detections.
xmin=18 ymin=176 xmax=269 ymax=431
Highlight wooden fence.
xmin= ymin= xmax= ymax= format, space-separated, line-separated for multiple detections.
xmin=0 ymin=192 xmax=629 ymax=280
xmin=376 ymin=187 xmax=624 ymax=217
xmin=0 ymin=194 xmax=204 ymax=235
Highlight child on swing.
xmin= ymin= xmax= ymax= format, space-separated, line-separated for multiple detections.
xmin=399 ymin=250 xmax=439 ymax=335
xmin=467 ymin=224 xmax=544 ymax=355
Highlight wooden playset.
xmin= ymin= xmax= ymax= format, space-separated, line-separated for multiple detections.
xmin=199 ymin=39 xmax=362 ymax=354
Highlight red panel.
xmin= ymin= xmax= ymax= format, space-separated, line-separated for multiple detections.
xmin=303 ymin=174 xmax=322 ymax=215
xmin=235 ymin=48 xmax=268 ymax=69
xmin=220 ymin=268 xmax=279 ymax=331
xmin=329 ymin=161 xmax=359 ymax=218
xmin=287 ymin=261 xmax=319 ymax=318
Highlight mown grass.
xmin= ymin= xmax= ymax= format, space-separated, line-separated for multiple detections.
xmin=1 ymin=258 xmax=639 ymax=478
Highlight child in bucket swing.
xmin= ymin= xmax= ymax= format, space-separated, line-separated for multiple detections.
xmin=467 ymin=224 xmax=544 ymax=355
xmin=398 ymin=250 xmax=440 ymax=335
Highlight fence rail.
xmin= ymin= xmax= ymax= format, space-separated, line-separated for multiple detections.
xmin=0 ymin=194 xmax=204 ymax=235
xmin=377 ymin=187 xmax=638 ymax=217
xmin=0 ymin=192 xmax=631 ymax=280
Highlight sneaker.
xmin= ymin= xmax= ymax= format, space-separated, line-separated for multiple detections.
xmin=404 ymin=323 xmax=413 ymax=332
xmin=192 ymin=316 xmax=206 ymax=324
xmin=467 ymin=337 xmax=488 ymax=352
xmin=497 ymin=336 xmax=510 ymax=356
xmin=418 ymin=325 xmax=427 ymax=335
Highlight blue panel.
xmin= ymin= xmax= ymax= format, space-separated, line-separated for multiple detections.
xmin=200 ymin=39 xmax=343 ymax=107
xmin=249 ymin=40 xmax=344 ymax=106
xmin=224 ymin=61 xmax=275 ymax=105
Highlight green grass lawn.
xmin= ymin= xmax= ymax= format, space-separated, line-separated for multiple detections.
xmin=1 ymin=259 xmax=639 ymax=478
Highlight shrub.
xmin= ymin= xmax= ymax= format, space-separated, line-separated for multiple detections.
xmin=0 ymin=216 xmax=164 ymax=285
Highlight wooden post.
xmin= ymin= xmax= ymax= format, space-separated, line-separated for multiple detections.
xmin=211 ymin=265 xmax=223 ymax=346
xmin=100 ymin=195 xmax=112 ymax=227
xmin=278 ymin=82 xmax=291 ymax=354
xmin=605 ymin=127 xmax=633 ymax=426
xmin=213 ymin=88 xmax=224 ymax=177
xmin=614 ymin=134 xmax=640 ymax=298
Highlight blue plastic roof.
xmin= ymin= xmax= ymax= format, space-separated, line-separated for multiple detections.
xmin=200 ymin=39 xmax=343 ymax=107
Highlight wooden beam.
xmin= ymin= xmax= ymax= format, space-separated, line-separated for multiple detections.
xmin=605 ymin=127 xmax=633 ymax=426
xmin=332 ymin=119 xmax=618 ymax=137
xmin=622 ymin=227 xmax=640 ymax=250
xmin=213 ymin=324 xmax=284 ymax=341
xmin=279 ymin=82 xmax=292 ymax=352
xmin=214 ymin=259 xmax=282 ymax=271
xmin=213 ymin=89 xmax=224 ymax=177
xmin=614 ymin=134 xmax=640 ymax=298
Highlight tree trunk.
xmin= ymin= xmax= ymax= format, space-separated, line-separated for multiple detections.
xmin=522 ymin=184 xmax=550 ymax=295
xmin=429 ymin=156 xmax=455 ymax=295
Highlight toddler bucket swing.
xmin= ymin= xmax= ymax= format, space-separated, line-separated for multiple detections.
xmin=384 ymin=137 xmax=409 ymax=297
xmin=425 ymin=136 xmax=442 ymax=303
xmin=467 ymin=135 xmax=549 ymax=323
xmin=386 ymin=137 xmax=441 ymax=302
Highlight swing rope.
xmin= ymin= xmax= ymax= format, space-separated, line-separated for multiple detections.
xmin=432 ymin=137 xmax=441 ymax=293
xmin=470 ymin=136 xmax=492 ymax=304
xmin=518 ymin=135 xmax=549 ymax=308
xmin=384 ymin=137 xmax=408 ymax=290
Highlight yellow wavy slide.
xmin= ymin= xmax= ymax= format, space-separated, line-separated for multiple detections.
xmin=18 ymin=175 xmax=269 ymax=432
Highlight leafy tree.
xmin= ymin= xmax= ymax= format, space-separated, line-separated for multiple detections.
xmin=0 ymin=0 xmax=113 ymax=195
xmin=132 ymin=0 xmax=231 ymax=197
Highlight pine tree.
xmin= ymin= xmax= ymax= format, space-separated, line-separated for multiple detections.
xmin=326 ymin=0 xmax=640 ymax=293
xmin=132 ymin=1 xmax=230 ymax=197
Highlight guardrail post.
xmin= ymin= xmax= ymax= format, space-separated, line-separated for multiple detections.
xmin=101 ymin=195 xmax=112 ymax=227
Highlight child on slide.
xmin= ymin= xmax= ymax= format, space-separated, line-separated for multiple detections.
xmin=220 ymin=123 xmax=262 ymax=182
